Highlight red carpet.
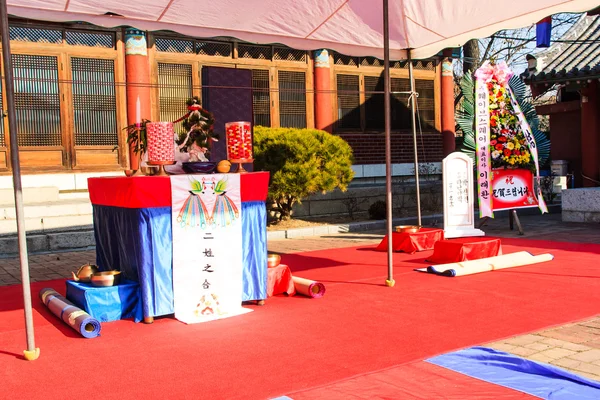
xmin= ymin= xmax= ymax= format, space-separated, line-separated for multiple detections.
xmin=1 ymin=238 xmax=599 ymax=400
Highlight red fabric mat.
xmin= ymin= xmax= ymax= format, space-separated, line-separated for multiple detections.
xmin=2 ymin=238 xmax=600 ymax=400
xmin=267 ymin=264 xmax=296 ymax=297
xmin=88 ymin=171 xmax=269 ymax=208
xmin=428 ymin=237 xmax=502 ymax=264
xmin=290 ymin=361 xmax=535 ymax=399
xmin=375 ymin=227 xmax=444 ymax=253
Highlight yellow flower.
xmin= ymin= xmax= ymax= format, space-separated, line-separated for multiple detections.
xmin=507 ymin=142 xmax=515 ymax=150
xmin=515 ymin=143 xmax=521 ymax=149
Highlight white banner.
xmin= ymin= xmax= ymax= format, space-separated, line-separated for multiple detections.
xmin=170 ymin=174 xmax=250 ymax=324
xmin=506 ymin=86 xmax=548 ymax=214
xmin=474 ymin=76 xmax=493 ymax=218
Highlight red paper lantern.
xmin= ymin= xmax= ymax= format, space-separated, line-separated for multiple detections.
xmin=225 ymin=121 xmax=253 ymax=172
xmin=147 ymin=122 xmax=175 ymax=163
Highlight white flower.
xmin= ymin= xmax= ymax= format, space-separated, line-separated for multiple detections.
xmin=492 ymin=150 xmax=501 ymax=159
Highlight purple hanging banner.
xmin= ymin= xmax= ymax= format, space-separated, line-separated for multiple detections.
xmin=536 ymin=17 xmax=552 ymax=48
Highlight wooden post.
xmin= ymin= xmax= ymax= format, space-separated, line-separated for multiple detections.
xmin=124 ymin=28 xmax=152 ymax=172
xmin=314 ymin=49 xmax=333 ymax=132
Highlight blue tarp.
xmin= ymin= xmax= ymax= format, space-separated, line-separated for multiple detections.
xmin=427 ymin=346 xmax=600 ymax=399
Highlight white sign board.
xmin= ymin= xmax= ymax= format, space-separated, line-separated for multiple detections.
xmin=443 ymin=152 xmax=485 ymax=238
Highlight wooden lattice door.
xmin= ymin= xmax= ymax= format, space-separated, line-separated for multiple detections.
xmin=70 ymin=57 xmax=121 ymax=168
xmin=11 ymin=54 xmax=68 ymax=169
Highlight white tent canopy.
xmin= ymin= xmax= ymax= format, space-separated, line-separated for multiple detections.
xmin=2 ymin=0 xmax=598 ymax=360
xmin=7 ymin=0 xmax=598 ymax=59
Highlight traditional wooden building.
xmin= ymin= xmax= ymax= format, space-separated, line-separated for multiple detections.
xmin=524 ymin=12 xmax=600 ymax=188
xmin=0 ymin=17 xmax=444 ymax=177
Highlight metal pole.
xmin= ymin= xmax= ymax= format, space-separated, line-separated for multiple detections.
xmin=0 ymin=0 xmax=39 ymax=361
xmin=383 ymin=0 xmax=394 ymax=288
xmin=408 ymin=51 xmax=422 ymax=226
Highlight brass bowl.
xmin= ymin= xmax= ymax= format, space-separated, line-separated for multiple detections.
xmin=395 ymin=225 xmax=421 ymax=234
xmin=73 ymin=263 xmax=99 ymax=283
xmin=267 ymin=253 xmax=281 ymax=268
xmin=90 ymin=270 xmax=122 ymax=287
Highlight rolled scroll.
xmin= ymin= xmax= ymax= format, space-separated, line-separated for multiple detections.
xmin=292 ymin=277 xmax=326 ymax=298
xmin=40 ymin=288 xmax=102 ymax=339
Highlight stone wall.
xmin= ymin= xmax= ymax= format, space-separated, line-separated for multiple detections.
xmin=273 ymin=177 xmax=443 ymax=221
xmin=562 ymin=187 xmax=600 ymax=223
xmin=265 ymin=162 xmax=444 ymax=221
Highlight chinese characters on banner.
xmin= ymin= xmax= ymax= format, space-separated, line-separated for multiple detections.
xmin=442 ymin=152 xmax=484 ymax=238
xmin=170 ymin=174 xmax=251 ymax=324
xmin=474 ymin=73 xmax=493 ymax=218
xmin=491 ymin=169 xmax=539 ymax=210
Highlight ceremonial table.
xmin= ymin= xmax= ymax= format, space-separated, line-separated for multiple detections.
xmin=88 ymin=172 xmax=269 ymax=322
xmin=267 ymin=264 xmax=296 ymax=298
xmin=375 ymin=228 xmax=444 ymax=254
xmin=427 ymin=237 xmax=502 ymax=264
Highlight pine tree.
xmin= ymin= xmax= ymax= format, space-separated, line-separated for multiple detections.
xmin=253 ymin=127 xmax=354 ymax=221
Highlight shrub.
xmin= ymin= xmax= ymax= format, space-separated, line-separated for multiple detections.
xmin=253 ymin=126 xmax=354 ymax=220
xmin=368 ymin=200 xmax=387 ymax=220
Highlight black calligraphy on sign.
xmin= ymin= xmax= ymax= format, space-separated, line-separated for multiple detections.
xmin=203 ymin=264 xmax=214 ymax=273
xmin=203 ymin=248 xmax=214 ymax=257
xmin=492 ymin=186 xmax=529 ymax=198
xmin=447 ymin=167 xmax=470 ymax=209
xmin=475 ymin=78 xmax=492 ymax=216
xmin=202 ymin=279 xmax=211 ymax=289
xmin=453 ymin=172 xmax=469 ymax=205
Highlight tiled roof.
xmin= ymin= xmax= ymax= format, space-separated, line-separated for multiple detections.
xmin=526 ymin=14 xmax=600 ymax=84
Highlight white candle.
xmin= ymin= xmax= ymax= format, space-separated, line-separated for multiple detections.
xmin=135 ymin=96 xmax=141 ymax=125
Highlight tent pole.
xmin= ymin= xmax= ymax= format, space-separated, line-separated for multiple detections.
xmin=0 ymin=0 xmax=39 ymax=361
xmin=408 ymin=51 xmax=422 ymax=226
xmin=383 ymin=0 xmax=394 ymax=288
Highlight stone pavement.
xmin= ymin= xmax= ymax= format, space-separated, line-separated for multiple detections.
xmin=1 ymin=211 xmax=600 ymax=382
xmin=0 ymin=250 xmax=96 ymax=286
xmin=486 ymin=317 xmax=600 ymax=382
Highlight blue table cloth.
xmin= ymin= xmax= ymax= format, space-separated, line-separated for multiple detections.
xmin=65 ymin=279 xmax=143 ymax=323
